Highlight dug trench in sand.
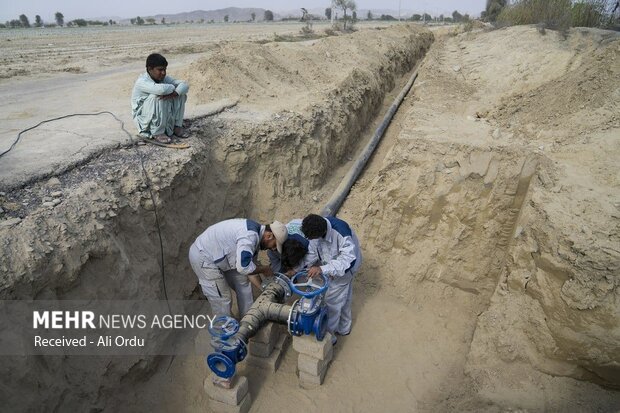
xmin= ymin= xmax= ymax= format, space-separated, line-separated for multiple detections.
xmin=1 ymin=22 xmax=619 ymax=412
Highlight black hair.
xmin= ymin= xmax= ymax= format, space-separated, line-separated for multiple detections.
xmin=146 ymin=53 xmax=168 ymax=69
xmin=301 ymin=214 xmax=327 ymax=239
xmin=281 ymin=238 xmax=308 ymax=270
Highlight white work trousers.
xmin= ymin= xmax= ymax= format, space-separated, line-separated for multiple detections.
xmin=134 ymin=93 xmax=187 ymax=137
xmin=325 ymin=272 xmax=354 ymax=336
xmin=189 ymin=244 xmax=253 ymax=318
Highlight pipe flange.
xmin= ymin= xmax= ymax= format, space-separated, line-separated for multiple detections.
xmin=273 ymin=273 xmax=292 ymax=298
xmin=287 ymin=299 xmax=300 ymax=336
xmin=206 ymin=353 xmax=236 ymax=379
xmin=313 ymin=306 xmax=329 ymax=341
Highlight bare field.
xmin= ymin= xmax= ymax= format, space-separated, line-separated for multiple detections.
xmin=0 ymin=21 xmax=396 ymax=79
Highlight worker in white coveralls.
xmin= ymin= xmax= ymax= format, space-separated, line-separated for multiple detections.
xmin=131 ymin=53 xmax=189 ymax=144
xmin=189 ymin=219 xmax=288 ymax=318
xmin=267 ymin=219 xmax=310 ymax=275
xmin=302 ymin=214 xmax=362 ymax=343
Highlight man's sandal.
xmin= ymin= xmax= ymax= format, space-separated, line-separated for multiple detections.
xmin=173 ymin=127 xmax=190 ymax=139
xmin=153 ymin=134 xmax=173 ymax=144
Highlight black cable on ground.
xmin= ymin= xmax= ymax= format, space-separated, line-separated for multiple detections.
xmin=1 ymin=111 xmax=171 ymax=310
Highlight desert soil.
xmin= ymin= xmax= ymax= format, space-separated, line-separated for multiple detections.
xmin=0 ymin=21 xmax=618 ymax=412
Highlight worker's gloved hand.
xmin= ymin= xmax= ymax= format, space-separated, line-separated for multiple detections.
xmin=307 ymin=266 xmax=322 ymax=279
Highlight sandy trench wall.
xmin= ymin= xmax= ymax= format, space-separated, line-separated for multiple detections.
xmin=0 ymin=26 xmax=433 ymax=411
xmin=463 ymin=29 xmax=620 ymax=394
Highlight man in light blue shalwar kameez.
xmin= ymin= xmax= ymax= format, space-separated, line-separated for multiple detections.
xmin=131 ymin=53 xmax=189 ymax=144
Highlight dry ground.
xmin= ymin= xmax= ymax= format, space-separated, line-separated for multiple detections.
xmin=0 ymin=21 xmax=618 ymax=412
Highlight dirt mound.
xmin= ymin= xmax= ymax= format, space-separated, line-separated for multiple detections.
xmin=491 ymin=28 xmax=620 ymax=139
xmin=181 ymin=25 xmax=432 ymax=113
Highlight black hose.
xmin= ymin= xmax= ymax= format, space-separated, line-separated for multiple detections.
xmin=321 ymin=71 xmax=419 ymax=217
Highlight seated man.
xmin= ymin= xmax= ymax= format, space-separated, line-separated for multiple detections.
xmin=302 ymin=214 xmax=362 ymax=341
xmin=189 ymin=219 xmax=288 ymax=318
xmin=131 ymin=53 xmax=189 ymax=144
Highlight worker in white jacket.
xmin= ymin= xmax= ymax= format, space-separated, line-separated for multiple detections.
xmin=189 ymin=219 xmax=288 ymax=317
xmin=302 ymin=214 xmax=362 ymax=340
xmin=131 ymin=53 xmax=189 ymax=144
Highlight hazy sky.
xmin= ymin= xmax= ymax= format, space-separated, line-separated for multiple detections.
xmin=1 ymin=1 xmax=486 ymax=22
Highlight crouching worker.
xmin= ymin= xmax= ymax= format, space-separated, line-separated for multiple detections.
xmin=302 ymin=214 xmax=362 ymax=342
xmin=267 ymin=219 xmax=310 ymax=275
xmin=131 ymin=53 xmax=189 ymax=144
xmin=189 ymin=219 xmax=288 ymax=318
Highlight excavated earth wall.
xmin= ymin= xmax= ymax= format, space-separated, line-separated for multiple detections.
xmin=0 ymin=25 xmax=433 ymax=411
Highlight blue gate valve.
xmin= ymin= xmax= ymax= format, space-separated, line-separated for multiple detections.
xmin=206 ymin=316 xmax=247 ymax=379
xmin=288 ymin=271 xmax=329 ymax=341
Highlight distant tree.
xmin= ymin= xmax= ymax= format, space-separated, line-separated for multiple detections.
xmin=130 ymin=18 xmax=136 ymax=25
xmin=439 ymin=14 xmax=444 ymax=21
xmin=251 ymin=12 xmax=256 ymax=21
xmin=146 ymin=18 xmax=156 ymax=24
xmin=367 ymin=11 xmax=373 ymax=20
xmin=423 ymin=13 xmax=432 ymax=21
xmin=380 ymin=14 xmax=396 ymax=21
xmin=19 ymin=14 xmax=30 ymax=27
xmin=55 ymin=12 xmax=64 ymax=26
xmin=301 ymin=8 xmax=309 ymax=21
xmin=73 ymin=19 xmax=87 ymax=27
xmin=161 ymin=17 xmax=166 ymax=24
xmin=325 ymin=7 xmax=332 ymax=20
xmin=484 ymin=0 xmax=508 ymax=22
xmin=264 ymin=10 xmax=274 ymax=21
xmin=9 ymin=19 xmax=21 ymax=28
xmin=452 ymin=10 xmax=463 ymax=22
xmin=334 ymin=0 xmax=356 ymax=30
xmin=136 ymin=16 xmax=145 ymax=25
xmin=411 ymin=13 xmax=421 ymax=21
xmin=223 ymin=14 xmax=229 ymax=22
xmin=35 ymin=15 xmax=42 ymax=27
xmin=352 ymin=11 xmax=357 ymax=21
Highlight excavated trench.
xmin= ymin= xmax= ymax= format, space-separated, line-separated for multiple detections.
xmin=1 ymin=24 xmax=618 ymax=412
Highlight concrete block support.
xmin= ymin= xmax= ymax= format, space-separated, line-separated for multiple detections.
xmin=208 ymin=393 xmax=252 ymax=413
xmin=249 ymin=339 xmax=275 ymax=358
xmin=299 ymin=366 xmax=329 ymax=387
xmin=293 ymin=333 xmax=334 ymax=387
xmin=298 ymin=346 xmax=333 ymax=376
xmin=251 ymin=321 xmax=280 ymax=344
xmin=205 ymin=373 xmax=251 ymax=413
xmin=247 ymin=332 xmax=291 ymax=372
xmin=292 ymin=333 xmax=333 ymax=359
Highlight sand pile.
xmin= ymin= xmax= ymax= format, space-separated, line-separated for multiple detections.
xmin=181 ymin=25 xmax=432 ymax=113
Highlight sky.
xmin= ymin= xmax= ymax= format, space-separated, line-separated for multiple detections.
xmin=1 ymin=1 xmax=487 ymax=22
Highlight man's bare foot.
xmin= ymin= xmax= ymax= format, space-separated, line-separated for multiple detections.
xmin=173 ymin=126 xmax=189 ymax=139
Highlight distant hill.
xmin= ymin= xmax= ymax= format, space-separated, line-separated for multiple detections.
xmin=120 ymin=7 xmax=277 ymax=24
